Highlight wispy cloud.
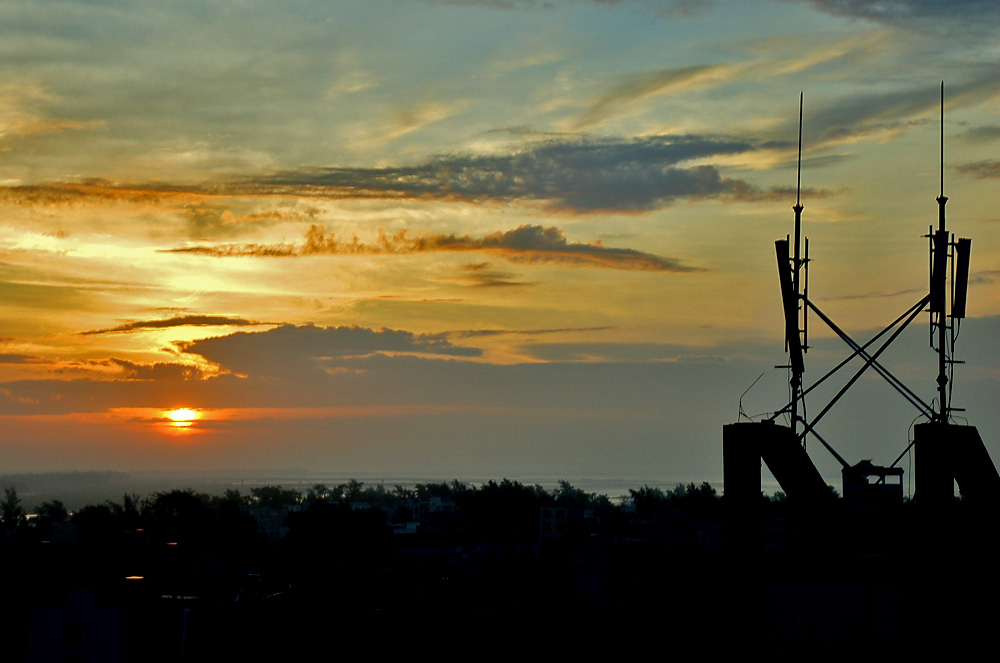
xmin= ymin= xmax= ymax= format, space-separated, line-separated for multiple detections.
xmin=16 ymin=356 xmax=211 ymax=382
xmin=452 ymin=262 xmax=534 ymax=288
xmin=970 ymin=270 xmax=1000 ymax=284
xmin=236 ymin=133 xmax=762 ymax=213
xmin=81 ymin=315 xmax=266 ymax=336
xmin=165 ymin=223 xmax=701 ymax=272
xmin=787 ymin=0 xmax=1000 ymax=31
xmin=822 ymin=287 xmax=924 ymax=301
xmin=803 ymin=74 xmax=1000 ymax=148
xmin=180 ymin=203 xmax=320 ymax=241
xmin=0 ymin=353 xmax=38 ymax=364
xmin=566 ymin=64 xmax=735 ymax=131
xmin=355 ymin=101 xmax=463 ymax=149
xmin=1 ymin=132 xmax=771 ymax=214
xmin=6 ymin=118 xmax=105 ymax=137
xmin=0 ymin=181 xmax=197 ymax=207
xmin=426 ymin=0 xmax=714 ymax=16
xmin=453 ymin=325 xmax=614 ymax=337
xmin=957 ymin=125 xmax=1000 ymax=145
xmin=955 ymin=160 xmax=1000 ymax=180
xmin=518 ymin=341 xmax=712 ymax=362
xmin=764 ymin=30 xmax=895 ymax=76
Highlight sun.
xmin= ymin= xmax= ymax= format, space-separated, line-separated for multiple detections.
xmin=165 ymin=408 xmax=200 ymax=429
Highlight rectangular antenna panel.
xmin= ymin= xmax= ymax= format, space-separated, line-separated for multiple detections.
xmin=930 ymin=229 xmax=948 ymax=314
xmin=775 ymin=239 xmax=804 ymax=374
xmin=953 ymin=238 xmax=971 ymax=319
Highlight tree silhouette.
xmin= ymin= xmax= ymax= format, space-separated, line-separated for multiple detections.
xmin=249 ymin=485 xmax=301 ymax=510
xmin=31 ymin=499 xmax=68 ymax=541
xmin=459 ymin=478 xmax=552 ymax=542
xmin=107 ymin=493 xmax=142 ymax=530
xmin=628 ymin=484 xmax=668 ymax=516
xmin=212 ymin=488 xmax=248 ymax=508
xmin=1 ymin=486 xmax=25 ymax=530
xmin=35 ymin=499 xmax=68 ymax=523
xmin=553 ymin=480 xmax=611 ymax=509
xmin=306 ymin=483 xmax=334 ymax=503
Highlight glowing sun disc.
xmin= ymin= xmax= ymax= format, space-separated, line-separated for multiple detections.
xmin=166 ymin=408 xmax=199 ymax=427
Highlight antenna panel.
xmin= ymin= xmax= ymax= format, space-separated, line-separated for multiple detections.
xmin=953 ymin=237 xmax=971 ymax=319
xmin=930 ymin=229 xmax=948 ymax=314
xmin=775 ymin=239 xmax=804 ymax=374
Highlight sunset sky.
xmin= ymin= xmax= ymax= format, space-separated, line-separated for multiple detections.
xmin=2 ymin=0 xmax=999 ymax=488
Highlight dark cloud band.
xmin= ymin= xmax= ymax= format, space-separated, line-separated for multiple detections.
xmin=233 ymin=134 xmax=759 ymax=213
xmin=81 ymin=315 xmax=264 ymax=336
xmin=955 ymin=160 xmax=1000 ymax=180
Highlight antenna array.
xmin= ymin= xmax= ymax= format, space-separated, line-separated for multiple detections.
xmin=767 ymin=83 xmax=973 ymax=470
xmin=929 ymin=81 xmax=972 ymax=422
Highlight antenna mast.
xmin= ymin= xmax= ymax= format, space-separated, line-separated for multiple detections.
xmin=931 ymin=81 xmax=949 ymax=421
xmin=777 ymin=92 xmax=808 ymax=438
xmin=928 ymin=81 xmax=973 ymax=422
xmin=792 ymin=93 xmax=805 ymax=434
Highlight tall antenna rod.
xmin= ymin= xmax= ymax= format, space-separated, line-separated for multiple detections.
xmin=940 ymin=80 xmax=945 ymax=199
xmin=775 ymin=94 xmax=808 ymax=439
xmin=795 ymin=92 xmax=808 ymax=353
xmin=793 ymin=91 xmax=803 ymax=303
xmin=797 ymin=91 xmax=803 ymax=207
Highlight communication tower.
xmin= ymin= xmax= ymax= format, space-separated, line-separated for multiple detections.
xmin=723 ymin=84 xmax=998 ymax=520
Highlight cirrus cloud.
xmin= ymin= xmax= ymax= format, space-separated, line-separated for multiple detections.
xmin=165 ymin=223 xmax=701 ymax=272
xmin=81 ymin=315 xmax=266 ymax=336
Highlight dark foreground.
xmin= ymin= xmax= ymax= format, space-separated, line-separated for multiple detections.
xmin=1 ymin=480 xmax=996 ymax=660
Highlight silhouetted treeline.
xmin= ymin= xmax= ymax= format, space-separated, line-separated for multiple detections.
xmin=0 ymin=478 xmax=746 ymax=555
xmin=0 ymin=479 xmax=725 ymax=608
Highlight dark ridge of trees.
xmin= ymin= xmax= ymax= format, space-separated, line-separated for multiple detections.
xmin=629 ymin=481 xmax=721 ymax=520
xmin=0 ymin=478 xmax=734 ymax=554
xmin=305 ymin=481 xmax=421 ymax=506
xmin=0 ymin=479 xmax=736 ymax=528
xmin=0 ymin=479 xmax=823 ymax=535
xmin=414 ymin=479 xmax=469 ymax=501
xmin=0 ymin=477 xmax=739 ymax=564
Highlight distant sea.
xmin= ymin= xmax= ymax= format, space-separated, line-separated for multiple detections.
xmin=0 ymin=469 xmax=773 ymax=512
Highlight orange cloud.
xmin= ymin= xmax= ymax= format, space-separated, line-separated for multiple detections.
xmin=165 ymin=224 xmax=700 ymax=272
xmin=0 ymin=180 xmax=201 ymax=208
